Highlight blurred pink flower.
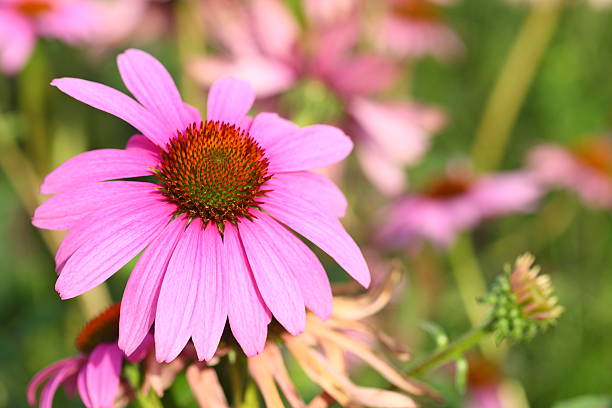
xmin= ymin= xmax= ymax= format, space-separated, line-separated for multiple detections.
xmin=33 ymin=49 xmax=369 ymax=362
xmin=527 ymin=137 xmax=612 ymax=208
xmin=373 ymin=0 xmax=464 ymax=61
xmin=378 ymin=168 xmax=542 ymax=248
xmin=191 ymin=5 xmax=442 ymax=195
xmin=303 ymin=0 xmax=358 ymax=25
xmin=0 ymin=0 xmax=101 ymax=74
xmin=27 ymin=304 xmax=153 ymax=408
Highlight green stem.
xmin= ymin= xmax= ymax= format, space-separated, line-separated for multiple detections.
xmin=471 ymin=1 xmax=563 ymax=171
xmin=407 ymin=325 xmax=491 ymax=378
xmin=228 ymin=351 xmax=246 ymax=407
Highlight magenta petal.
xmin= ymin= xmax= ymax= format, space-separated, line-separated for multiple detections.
xmin=184 ymin=102 xmax=203 ymax=125
xmin=266 ymin=124 xmax=353 ymax=173
xmin=206 ymin=77 xmax=255 ymax=125
xmin=27 ymin=357 xmax=79 ymax=405
xmin=239 ymin=213 xmax=306 ymax=335
xmin=126 ymin=134 xmax=159 ymax=154
xmin=39 ymin=366 xmax=77 ymax=408
xmin=0 ymin=10 xmax=35 ymax=75
xmin=117 ymin=49 xmax=191 ymax=135
xmin=249 ymin=112 xmax=300 ymax=152
xmin=119 ymin=218 xmax=187 ymax=356
xmin=126 ymin=334 xmax=154 ymax=363
xmin=85 ymin=343 xmax=123 ymax=408
xmin=40 ymin=148 xmax=158 ymax=195
xmin=266 ymin=172 xmax=347 ymax=218
xmin=55 ymin=197 xmax=174 ymax=299
xmin=192 ymin=223 xmax=228 ymax=361
xmin=34 ymin=181 xmax=156 ymax=231
xmin=77 ymin=366 xmax=93 ymax=408
xmin=224 ymin=223 xmax=271 ymax=356
xmin=250 ymin=0 xmax=298 ymax=59
xmin=51 ymin=78 xmax=173 ymax=147
xmin=155 ymin=219 xmax=203 ymax=362
xmin=262 ymin=191 xmax=370 ymax=288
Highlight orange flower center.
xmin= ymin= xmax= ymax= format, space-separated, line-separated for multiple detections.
xmin=424 ymin=174 xmax=472 ymax=198
xmin=75 ymin=303 xmax=120 ymax=354
xmin=16 ymin=0 xmax=53 ymax=16
xmin=572 ymin=137 xmax=612 ymax=177
xmin=157 ymin=121 xmax=271 ymax=227
xmin=391 ymin=0 xmax=441 ymax=21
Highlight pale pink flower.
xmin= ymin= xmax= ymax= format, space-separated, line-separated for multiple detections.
xmin=378 ymin=168 xmax=542 ymax=248
xmin=374 ymin=0 xmax=464 ymax=61
xmin=0 ymin=0 xmax=101 ymax=74
xmin=27 ymin=304 xmax=153 ymax=408
xmin=33 ymin=49 xmax=369 ymax=362
xmin=527 ymin=137 xmax=612 ymax=208
xmin=303 ymin=0 xmax=358 ymax=25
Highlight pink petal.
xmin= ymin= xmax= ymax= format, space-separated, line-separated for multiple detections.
xmin=469 ymin=172 xmax=542 ymax=218
xmin=27 ymin=357 xmax=80 ymax=405
xmin=250 ymin=0 xmax=298 ymax=59
xmin=192 ymin=223 xmax=228 ymax=361
xmin=85 ymin=343 xmax=123 ymax=408
xmin=51 ymin=78 xmax=174 ymax=147
xmin=331 ymin=55 xmax=399 ymax=97
xmin=126 ymin=134 xmax=160 ymax=153
xmin=184 ymin=103 xmax=203 ymax=125
xmin=126 ymin=334 xmax=155 ymax=363
xmin=40 ymin=148 xmax=158 ymax=195
xmin=55 ymin=195 xmax=174 ymax=299
xmin=77 ymin=368 xmax=93 ymax=408
xmin=34 ymin=181 xmax=156 ymax=231
xmin=238 ymin=213 xmax=306 ymax=334
xmin=206 ymin=77 xmax=255 ymax=125
xmin=249 ymin=112 xmax=300 ymax=152
xmin=39 ymin=363 xmax=79 ymax=408
xmin=224 ymin=223 xmax=271 ymax=356
xmin=262 ymin=191 xmax=370 ymax=288
xmin=119 ymin=218 xmax=187 ymax=356
xmin=155 ymin=219 xmax=203 ymax=362
xmin=0 ymin=10 xmax=35 ymax=75
xmin=117 ymin=49 xmax=191 ymax=136
xmin=266 ymin=125 xmax=353 ymax=173
xmin=355 ymin=142 xmax=406 ymax=197
xmin=266 ymin=172 xmax=347 ymax=218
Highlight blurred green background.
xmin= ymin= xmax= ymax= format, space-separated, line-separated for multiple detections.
xmin=1 ymin=0 xmax=612 ymax=407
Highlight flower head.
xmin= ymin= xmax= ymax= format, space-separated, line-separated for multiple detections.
xmin=378 ymin=166 xmax=542 ymax=248
xmin=482 ymin=254 xmax=563 ymax=343
xmin=33 ymin=49 xmax=370 ymax=362
xmin=27 ymin=303 xmax=153 ymax=408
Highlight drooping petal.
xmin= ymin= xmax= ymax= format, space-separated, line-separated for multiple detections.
xmin=262 ymin=191 xmax=370 ymax=288
xmin=330 ymin=55 xmax=399 ymax=97
xmin=34 ymin=181 xmax=156 ymax=230
xmin=248 ymin=352 xmax=286 ymax=408
xmin=38 ymin=363 xmax=80 ymax=408
xmin=206 ymin=77 xmax=255 ymax=125
xmin=51 ymin=78 xmax=173 ymax=147
xmin=186 ymin=364 xmax=229 ymax=408
xmin=40 ymin=148 xmax=158 ymax=195
xmin=250 ymin=0 xmax=299 ymax=60
xmin=265 ymin=172 xmax=347 ymax=218
xmin=119 ymin=218 xmax=187 ymax=356
xmin=249 ymin=112 xmax=300 ymax=152
xmin=27 ymin=357 xmax=80 ymax=405
xmin=224 ymin=223 xmax=271 ymax=356
xmin=55 ymin=195 xmax=174 ymax=299
xmin=262 ymin=342 xmax=305 ymax=408
xmin=239 ymin=213 xmax=306 ymax=334
xmin=192 ymin=223 xmax=228 ymax=361
xmin=155 ymin=219 xmax=203 ymax=362
xmin=117 ymin=49 xmax=191 ymax=135
xmin=84 ymin=344 xmax=123 ymax=408
xmin=266 ymin=125 xmax=353 ymax=173
xmin=77 ymin=368 xmax=93 ymax=408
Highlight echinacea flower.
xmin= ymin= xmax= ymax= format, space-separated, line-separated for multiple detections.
xmin=191 ymin=3 xmax=440 ymax=195
xmin=0 ymin=0 xmax=101 ymax=74
xmin=27 ymin=304 xmax=154 ymax=408
xmin=186 ymin=270 xmax=430 ymax=408
xmin=527 ymin=136 xmax=612 ymax=208
xmin=373 ymin=0 xmax=464 ymax=61
xmin=33 ymin=49 xmax=370 ymax=362
xmin=377 ymin=166 xmax=542 ymax=248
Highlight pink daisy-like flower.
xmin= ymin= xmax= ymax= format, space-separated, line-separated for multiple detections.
xmin=377 ymin=167 xmax=542 ymax=248
xmin=374 ymin=0 xmax=464 ymax=61
xmin=33 ymin=49 xmax=370 ymax=362
xmin=527 ymin=136 xmax=612 ymax=208
xmin=0 ymin=0 xmax=101 ymax=74
xmin=27 ymin=304 xmax=153 ymax=408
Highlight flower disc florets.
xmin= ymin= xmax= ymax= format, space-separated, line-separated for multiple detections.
xmin=392 ymin=0 xmax=441 ymax=21
xmin=75 ymin=303 xmax=120 ymax=353
xmin=17 ymin=0 xmax=54 ymax=16
xmin=158 ymin=121 xmax=271 ymax=226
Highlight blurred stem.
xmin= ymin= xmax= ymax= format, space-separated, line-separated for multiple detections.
xmin=471 ymin=1 xmax=563 ymax=171
xmin=0 ymin=112 xmax=111 ymax=318
xmin=228 ymin=351 xmax=247 ymax=407
xmin=407 ymin=324 xmax=491 ymax=378
xmin=175 ymin=0 xmax=207 ymax=112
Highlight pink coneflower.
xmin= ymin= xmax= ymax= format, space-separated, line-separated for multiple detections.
xmin=27 ymin=304 xmax=153 ymax=408
xmin=527 ymin=136 xmax=612 ymax=208
xmin=33 ymin=49 xmax=370 ymax=362
xmin=377 ymin=166 xmax=542 ymax=248
xmin=0 ymin=0 xmax=101 ymax=74
xmin=374 ymin=0 xmax=464 ymax=61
